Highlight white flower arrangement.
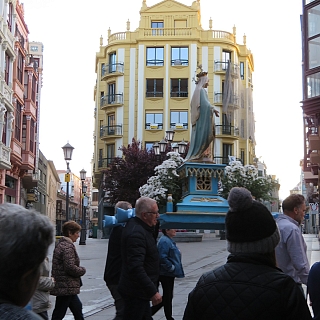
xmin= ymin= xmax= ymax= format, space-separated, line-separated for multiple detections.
xmin=139 ymin=151 xmax=184 ymax=205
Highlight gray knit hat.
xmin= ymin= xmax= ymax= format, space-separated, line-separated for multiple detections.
xmin=226 ymin=187 xmax=280 ymax=254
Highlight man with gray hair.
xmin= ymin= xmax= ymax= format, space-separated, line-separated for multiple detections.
xmin=118 ymin=197 xmax=162 ymax=320
xmin=0 ymin=203 xmax=54 ymax=319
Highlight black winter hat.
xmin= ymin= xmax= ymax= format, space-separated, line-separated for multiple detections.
xmin=226 ymin=187 xmax=280 ymax=254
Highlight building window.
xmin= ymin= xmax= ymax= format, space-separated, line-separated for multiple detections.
xmin=307 ymin=71 xmax=320 ymax=98
xmin=223 ymin=143 xmax=233 ymax=163
xmin=7 ymin=3 xmax=13 ymax=32
xmin=31 ymin=76 xmax=36 ymax=102
xmin=170 ymin=111 xmax=188 ymax=129
xmin=146 ymin=79 xmax=163 ymax=97
xmin=22 ymin=116 xmax=26 ymax=149
xmin=108 ymin=52 xmax=116 ymax=73
xmin=30 ymin=119 xmax=35 ymax=153
xmin=146 ymin=47 xmax=164 ymax=66
xmin=171 ymin=79 xmax=188 ymax=97
xmin=5 ymin=53 xmax=10 ymax=85
xmin=308 ymin=4 xmax=320 ymax=69
xmin=151 ymin=21 xmax=164 ymax=36
xmin=222 ymin=50 xmax=231 ymax=70
xmin=145 ymin=113 xmax=163 ymax=129
xmin=240 ymin=62 xmax=244 ymax=80
xmin=107 ymin=144 xmax=115 ymax=165
xmin=240 ymin=149 xmax=245 ymax=164
xmin=222 ymin=114 xmax=231 ymax=134
xmin=2 ymin=113 xmax=6 ymax=145
xmin=171 ymin=47 xmax=188 ymax=66
xmin=17 ymin=51 xmax=23 ymax=84
xmin=15 ymin=102 xmax=21 ymax=142
xmin=108 ymin=83 xmax=116 ymax=103
xmin=92 ymin=192 xmax=98 ymax=202
xmin=145 ymin=142 xmax=154 ymax=151
xmin=108 ymin=114 xmax=115 ymax=134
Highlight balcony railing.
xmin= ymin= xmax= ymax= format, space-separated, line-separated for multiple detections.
xmin=213 ymin=156 xmax=243 ymax=165
xmin=146 ymin=91 xmax=163 ymax=98
xmin=101 ymin=63 xmax=124 ymax=79
xmin=214 ymin=93 xmax=240 ymax=108
xmin=98 ymin=158 xmax=114 ymax=168
xmin=108 ymin=29 xmax=235 ymax=45
xmin=214 ymin=62 xmax=239 ymax=77
xmin=144 ymin=28 xmax=192 ymax=37
xmin=146 ymin=59 xmax=164 ymax=66
xmin=170 ymin=123 xmax=188 ymax=130
xmin=171 ymin=91 xmax=188 ymax=98
xmin=100 ymin=125 xmax=122 ymax=138
xmin=101 ymin=93 xmax=123 ymax=108
xmin=171 ymin=59 xmax=188 ymax=66
xmin=145 ymin=123 xmax=163 ymax=130
xmin=215 ymin=125 xmax=239 ymax=137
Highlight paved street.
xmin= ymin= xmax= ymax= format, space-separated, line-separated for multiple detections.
xmin=46 ymin=233 xmax=319 ymax=319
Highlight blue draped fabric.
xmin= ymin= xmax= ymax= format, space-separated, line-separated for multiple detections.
xmin=185 ymin=88 xmax=214 ymax=161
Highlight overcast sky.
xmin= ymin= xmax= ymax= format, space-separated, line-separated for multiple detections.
xmin=21 ymin=0 xmax=303 ymax=199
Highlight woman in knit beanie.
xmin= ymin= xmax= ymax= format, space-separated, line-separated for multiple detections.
xmin=183 ymin=187 xmax=312 ymax=320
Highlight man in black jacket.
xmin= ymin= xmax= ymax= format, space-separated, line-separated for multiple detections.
xmin=183 ymin=187 xmax=312 ymax=320
xmin=118 ymin=197 xmax=162 ymax=320
xmin=104 ymin=201 xmax=132 ymax=320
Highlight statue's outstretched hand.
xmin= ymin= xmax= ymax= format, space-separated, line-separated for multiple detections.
xmin=214 ymin=109 xmax=220 ymax=117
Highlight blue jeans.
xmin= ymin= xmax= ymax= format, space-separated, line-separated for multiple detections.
xmin=121 ymin=292 xmax=152 ymax=320
xmin=51 ymin=295 xmax=84 ymax=320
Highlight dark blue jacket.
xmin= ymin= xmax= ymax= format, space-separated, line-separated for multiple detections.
xmin=118 ymin=217 xmax=159 ymax=300
xmin=158 ymin=235 xmax=184 ymax=278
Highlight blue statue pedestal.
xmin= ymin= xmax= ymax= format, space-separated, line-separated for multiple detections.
xmin=158 ymin=162 xmax=229 ymax=231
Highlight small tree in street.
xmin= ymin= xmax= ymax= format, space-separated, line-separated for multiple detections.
xmin=102 ymin=139 xmax=159 ymax=206
xmin=220 ymin=161 xmax=278 ymax=202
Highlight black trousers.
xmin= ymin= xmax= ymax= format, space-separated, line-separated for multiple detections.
xmin=121 ymin=292 xmax=152 ymax=320
xmin=51 ymin=295 xmax=84 ymax=320
xmin=151 ymin=275 xmax=175 ymax=320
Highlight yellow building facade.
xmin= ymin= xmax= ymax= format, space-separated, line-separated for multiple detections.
xmin=93 ymin=0 xmax=255 ymax=188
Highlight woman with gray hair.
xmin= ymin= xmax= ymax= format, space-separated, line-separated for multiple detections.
xmin=0 ymin=203 xmax=54 ymax=319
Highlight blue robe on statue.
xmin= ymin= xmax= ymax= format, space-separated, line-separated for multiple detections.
xmin=185 ymin=88 xmax=215 ymax=162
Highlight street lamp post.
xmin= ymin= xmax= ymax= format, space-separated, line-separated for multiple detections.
xmin=62 ymin=143 xmax=74 ymax=222
xmin=79 ymin=169 xmax=87 ymax=245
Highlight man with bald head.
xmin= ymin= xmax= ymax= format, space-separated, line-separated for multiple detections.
xmin=118 ymin=197 xmax=162 ymax=320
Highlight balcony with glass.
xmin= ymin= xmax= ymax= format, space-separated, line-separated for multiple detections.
xmin=100 ymin=93 xmax=123 ymax=109
xmin=215 ymin=125 xmax=240 ymax=137
xmin=100 ymin=125 xmax=123 ymax=139
xmin=214 ymin=61 xmax=239 ymax=78
xmin=101 ymin=63 xmax=124 ymax=81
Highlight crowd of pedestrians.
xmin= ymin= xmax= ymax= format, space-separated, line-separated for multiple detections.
xmin=0 ymin=189 xmax=318 ymax=319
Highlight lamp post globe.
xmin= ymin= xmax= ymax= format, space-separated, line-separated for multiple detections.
xmin=159 ymin=138 xmax=168 ymax=154
xmin=62 ymin=143 xmax=74 ymax=161
xmin=165 ymin=129 xmax=175 ymax=142
xmin=62 ymin=142 xmax=74 ymax=222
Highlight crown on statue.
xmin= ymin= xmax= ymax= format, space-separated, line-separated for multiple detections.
xmin=194 ymin=64 xmax=208 ymax=83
